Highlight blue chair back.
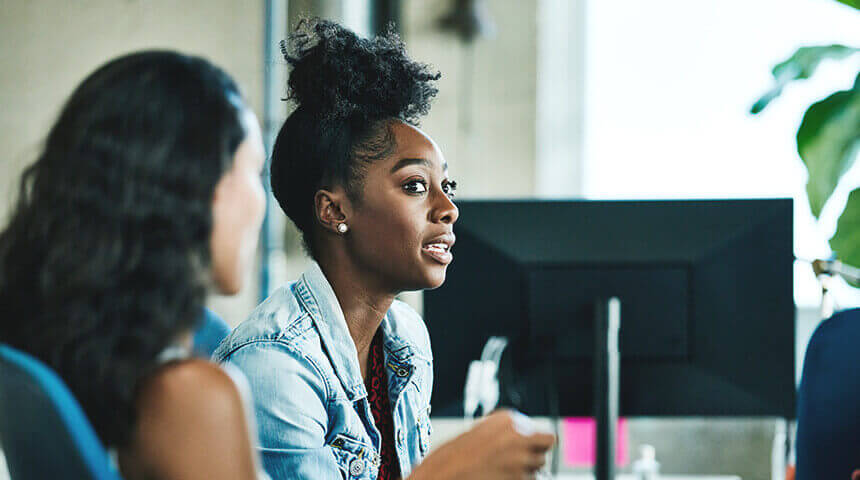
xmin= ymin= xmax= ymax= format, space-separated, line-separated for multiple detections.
xmin=796 ymin=307 xmax=860 ymax=479
xmin=193 ymin=308 xmax=232 ymax=358
xmin=0 ymin=344 xmax=122 ymax=480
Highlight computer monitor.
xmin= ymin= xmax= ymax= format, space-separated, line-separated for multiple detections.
xmin=424 ymin=199 xmax=795 ymax=418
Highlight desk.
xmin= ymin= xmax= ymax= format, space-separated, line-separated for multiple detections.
xmin=554 ymin=475 xmax=740 ymax=480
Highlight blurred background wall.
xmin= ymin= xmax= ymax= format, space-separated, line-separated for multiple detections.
xmin=0 ymin=0 xmax=266 ymax=325
xmin=1 ymin=1 xmax=859 ymax=479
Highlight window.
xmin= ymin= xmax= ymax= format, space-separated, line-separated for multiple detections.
xmin=583 ymin=0 xmax=860 ymax=307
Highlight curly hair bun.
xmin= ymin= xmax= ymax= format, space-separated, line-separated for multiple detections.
xmin=283 ymin=18 xmax=440 ymax=125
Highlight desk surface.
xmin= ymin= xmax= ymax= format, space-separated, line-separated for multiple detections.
xmin=555 ymin=475 xmax=741 ymax=480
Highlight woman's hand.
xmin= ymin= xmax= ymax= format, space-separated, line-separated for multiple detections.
xmin=409 ymin=409 xmax=555 ymax=480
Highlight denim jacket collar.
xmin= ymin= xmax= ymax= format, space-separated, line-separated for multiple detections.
xmin=380 ymin=310 xmax=420 ymax=401
xmin=296 ymin=262 xmax=419 ymax=402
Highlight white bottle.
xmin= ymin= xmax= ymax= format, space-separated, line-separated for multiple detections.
xmin=632 ymin=444 xmax=660 ymax=480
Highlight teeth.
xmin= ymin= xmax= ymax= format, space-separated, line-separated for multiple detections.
xmin=425 ymin=243 xmax=449 ymax=252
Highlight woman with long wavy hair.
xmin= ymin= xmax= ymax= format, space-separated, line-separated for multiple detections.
xmin=0 ymin=51 xmax=268 ymax=480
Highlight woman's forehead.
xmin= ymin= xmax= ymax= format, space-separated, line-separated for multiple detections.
xmin=387 ymin=122 xmax=446 ymax=171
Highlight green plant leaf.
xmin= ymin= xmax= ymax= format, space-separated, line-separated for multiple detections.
xmin=798 ymin=77 xmax=860 ymax=217
xmin=751 ymin=45 xmax=858 ymax=114
xmin=835 ymin=0 xmax=859 ymax=9
xmin=830 ymin=189 xmax=860 ymax=283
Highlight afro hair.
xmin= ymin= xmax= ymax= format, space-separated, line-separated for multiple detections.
xmin=270 ymin=19 xmax=441 ymax=256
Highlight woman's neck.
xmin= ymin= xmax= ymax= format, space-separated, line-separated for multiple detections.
xmin=317 ymin=255 xmax=396 ymax=380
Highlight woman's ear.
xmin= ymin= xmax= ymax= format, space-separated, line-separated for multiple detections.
xmin=313 ymin=188 xmax=351 ymax=234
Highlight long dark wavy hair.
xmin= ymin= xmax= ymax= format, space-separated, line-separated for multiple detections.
xmin=0 ymin=51 xmax=248 ymax=447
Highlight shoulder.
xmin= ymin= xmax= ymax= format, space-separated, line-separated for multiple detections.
xmin=127 ymin=359 xmax=259 ymax=479
xmin=388 ymin=298 xmax=432 ymax=359
xmin=804 ymin=308 xmax=860 ymax=367
xmin=217 ymin=330 xmax=331 ymax=414
xmin=136 ymin=359 xmax=246 ymax=429
xmin=812 ymin=308 xmax=860 ymax=339
xmin=216 ymin=332 xmax=332 ymax=449
xmin=213 ymin=282 xmax=314 ymax=361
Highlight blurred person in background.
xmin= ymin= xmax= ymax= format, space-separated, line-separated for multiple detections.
xmin=0 ymin=50 xmax=269 ymax=480
xmin=215 ymin=19 xmax=554 ymax=480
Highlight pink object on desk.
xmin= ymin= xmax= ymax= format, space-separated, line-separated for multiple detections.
xmin=562 ymin=417 xmax=628 ymax=466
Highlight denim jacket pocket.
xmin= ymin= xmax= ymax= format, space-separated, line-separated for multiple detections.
xmin=330 ymin=434 xmax=380 ymax=480
xmin=416 ymin=406 xmax=433 ymax=458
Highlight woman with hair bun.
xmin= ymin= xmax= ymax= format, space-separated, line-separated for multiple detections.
xmin=215 ymin=19 xmax=554 ymax=480
xmin=0 ymin=51 xmax=269 ymax=479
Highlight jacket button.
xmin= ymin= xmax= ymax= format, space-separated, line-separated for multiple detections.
xmin=396 ymin=367 xmax=409 ymax=377
xmin=349 ymin=458 xmax=365 ymax=476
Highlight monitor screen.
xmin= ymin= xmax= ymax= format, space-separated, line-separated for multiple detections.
xmin=424 ymin=199 xmax=795 ymax=418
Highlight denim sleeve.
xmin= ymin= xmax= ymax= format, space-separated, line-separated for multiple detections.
xmin=421 ymin=316 xmax=434 ymax=408
xmin=222 ymin=341 xmax=340 ymax=480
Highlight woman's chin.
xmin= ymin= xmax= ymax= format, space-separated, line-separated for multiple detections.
xmin=216 ymin=281 xmax=241 ymax=296
xmin=212 ymin=269 xmax=243 ymax=296
xmin=419 ymin=266 xmax=448 ymax=290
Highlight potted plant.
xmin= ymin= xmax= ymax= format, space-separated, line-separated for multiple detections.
xmin=751 ymin=0 xmax=859 ymax=281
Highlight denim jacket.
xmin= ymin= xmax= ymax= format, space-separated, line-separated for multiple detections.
xmin=213 ymin=262 xmax=434 ymax=480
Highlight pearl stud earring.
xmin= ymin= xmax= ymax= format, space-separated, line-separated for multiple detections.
xmin=337 ymin=223 xmax=349 ymax=234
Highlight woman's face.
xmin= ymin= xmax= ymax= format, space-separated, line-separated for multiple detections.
xmin=210 ymin=110 xmax=266 ymax=295
xmin=344 ymin=121 xmax=459 ymax=292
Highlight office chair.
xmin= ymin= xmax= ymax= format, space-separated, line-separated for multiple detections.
xmin=0 ymin=308 xmax=230 ymax=479
xmin=796 ymin=307 xmax=860 ymax=479
xmin=193 ymin=308 xmax=232 ymax=357
xmin=0 ymin=343 xmax=122 ymax=480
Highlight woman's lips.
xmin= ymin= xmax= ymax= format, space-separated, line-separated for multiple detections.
xmin=422 ymin=243 xmax=453 ymax=264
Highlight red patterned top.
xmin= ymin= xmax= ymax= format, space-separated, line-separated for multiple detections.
xmin=367 ymin=331 xmax=401 ymax=480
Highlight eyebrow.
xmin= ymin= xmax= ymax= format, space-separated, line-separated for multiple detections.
xmin=390 ymin=157 xmax=449 ymax=174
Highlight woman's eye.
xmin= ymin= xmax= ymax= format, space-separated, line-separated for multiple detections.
xmin=443 ymin=180 xmax=458 ymax=198
xmin=404 ymin=180 xmax=428 ymax=194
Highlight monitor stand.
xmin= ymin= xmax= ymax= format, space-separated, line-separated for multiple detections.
xmin=594 ymin=298 xmax=621 ymax=480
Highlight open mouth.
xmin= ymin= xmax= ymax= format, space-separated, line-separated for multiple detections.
xmin=421 ymin=236 xmax=455 ymax=265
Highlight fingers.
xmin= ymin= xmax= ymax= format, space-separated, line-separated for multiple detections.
xmin=509 ymin=440 xmax=550 ymax=475
xmin=471 ymin=410 xmax=556 ymax=479
xmin=525 ymin=431 xmax=556 ymax=452
xmin=491 ymin=411 xmax=556 ymax=452
xmin=523 ymin=451 xmax=547 ymax=471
